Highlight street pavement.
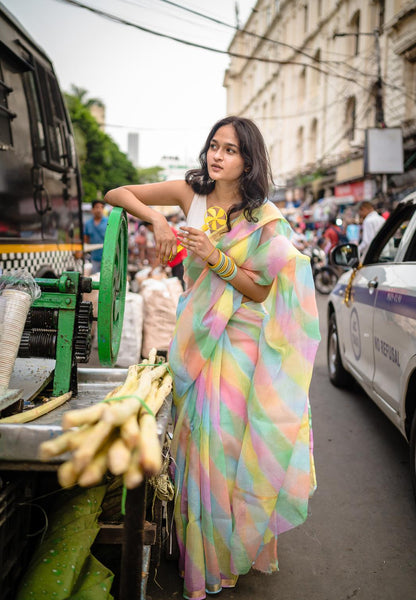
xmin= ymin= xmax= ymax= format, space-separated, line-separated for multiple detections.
xmin=146 ymin=292 xmax=416 ymax=600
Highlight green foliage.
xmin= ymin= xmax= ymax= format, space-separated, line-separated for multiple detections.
xmin=64 ymin=90 xmax=163 ymax=203
xmin=137 ymin=166 xmax=164 ymax=183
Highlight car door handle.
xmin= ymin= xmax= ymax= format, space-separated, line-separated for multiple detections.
xmin=368 ymin=278 xmax=378 ymax=289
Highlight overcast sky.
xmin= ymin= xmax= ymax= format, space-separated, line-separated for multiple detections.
xmin=3 ymin=0 xmax=255 ymax=167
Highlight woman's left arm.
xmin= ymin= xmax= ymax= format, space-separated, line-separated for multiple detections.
xmin=177 ymin=226 xmax=272 ymax=303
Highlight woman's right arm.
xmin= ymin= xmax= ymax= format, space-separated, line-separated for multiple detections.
xmin=104 ymin=180 xmax=193 ymax=264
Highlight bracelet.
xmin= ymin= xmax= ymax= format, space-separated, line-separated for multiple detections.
xmin=208 ymin=250 xmax=238 ymax=281
xmin=211 ymin=253 xmax=225 ymax=272
xmin=222 ymin=262 xmax=238 ymax=281
xmin=203 ymin=246 xmax=217 ymax=262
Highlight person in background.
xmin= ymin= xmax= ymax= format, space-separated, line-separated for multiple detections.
xmin=105 ymin=116 xmax=320 ymax=600
xmin=291 ymin=223 xmax=308 ymax=252
xmin=358 ymin=200 xmax=385 ymax=257
xmin=167 ymin=214 xmax=187 ymax=289
xmin=83 ymin=200 xmax=108 ymax=274
xmin=323 ymin=215 xmax=344 ymax=252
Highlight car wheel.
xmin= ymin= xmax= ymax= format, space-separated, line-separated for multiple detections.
xmin=314 ymin=266 xmax=338 ymax=295
xmin=410 ymin=411 xmax=416 ymax=502
xmin=327 ymin=312 xmax=351 ymax=388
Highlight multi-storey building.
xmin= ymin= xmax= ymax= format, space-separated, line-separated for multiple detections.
xmin=224 ymin=0 xmax=416 ymax=208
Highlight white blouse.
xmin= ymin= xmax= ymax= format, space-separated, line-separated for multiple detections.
xmin=186 ymin=194 xmax=207 ymax=229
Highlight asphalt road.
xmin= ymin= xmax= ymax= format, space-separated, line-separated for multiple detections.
xmin=146 ymin=292 xmax=416 ymax=600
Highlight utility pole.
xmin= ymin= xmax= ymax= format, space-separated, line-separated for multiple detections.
xmin=373 ymin=29 xmax=385 ymax=127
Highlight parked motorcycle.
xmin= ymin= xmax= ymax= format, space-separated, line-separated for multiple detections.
xmin=305 ymin=245 xmax=342 ymax=295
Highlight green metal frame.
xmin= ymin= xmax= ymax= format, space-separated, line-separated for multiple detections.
xmin=96 ymin=207 xmax=128 ymax=366
xmin=27 ymin=207 xmax=128 ymax=395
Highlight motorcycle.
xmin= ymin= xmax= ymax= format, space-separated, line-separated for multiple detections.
xmin=306 ymin=246 xmax=342 ymax=295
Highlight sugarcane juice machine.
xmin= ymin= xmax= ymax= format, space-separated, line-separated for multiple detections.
xmin=0 ymin=207 xmax=128 ymax=411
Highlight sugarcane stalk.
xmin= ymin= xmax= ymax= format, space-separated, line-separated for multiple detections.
xmin=78 ymin=440 xmax=112 ymax=487
xmin=138 ymin=412 xmax=162 ymax=475
xmin=57 ymin=460 xmax=80 ymax=488
xmin=72 ymin=420 xmax=113 ymax=472
xmin=120 ymin=414 xmax=141 ymax=449
xmin=62 ymin=402 xmax=104 ymax=430
xmin=123 ymin=448 xmax=144 ymax=489
xmin=107 ymin=438 xmax=131 ymax=476
xmin=0 ymin=392 xmax=72 ymax=424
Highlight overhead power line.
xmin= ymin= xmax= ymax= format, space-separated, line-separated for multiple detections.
xmin=55 ymin=0 xmax=416 ymax=106
xmin=54 ymin=0 xmax=370 ymax=87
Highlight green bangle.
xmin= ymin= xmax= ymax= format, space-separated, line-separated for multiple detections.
xmin=209 ymin=250 xmax=226 ymax=272
xmin=221 ymin=261 xmax=238 ymax=281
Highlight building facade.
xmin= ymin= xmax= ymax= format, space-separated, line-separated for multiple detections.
xmin=224 ymin=0 xmax=416 ymax=208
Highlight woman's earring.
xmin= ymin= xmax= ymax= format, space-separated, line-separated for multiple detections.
xmin=207 ymin=176 xmax=214 ymax=183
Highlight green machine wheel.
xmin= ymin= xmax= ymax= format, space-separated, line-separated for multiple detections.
xmin=97 ymin=207 xmax=128 ymax=366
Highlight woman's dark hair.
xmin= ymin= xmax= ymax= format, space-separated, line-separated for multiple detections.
xmin=185 ymin=116 xmax=273 ymax=228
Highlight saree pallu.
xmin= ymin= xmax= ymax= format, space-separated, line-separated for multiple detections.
xmin=169 ymin=200 xmax=320 ymax=599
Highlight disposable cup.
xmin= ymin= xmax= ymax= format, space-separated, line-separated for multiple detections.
xmin=0 ymin=289 xmax=32 ymax=390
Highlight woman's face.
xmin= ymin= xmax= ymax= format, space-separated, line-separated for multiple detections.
xmin=206 ymin=124 xmax=245 ymax=184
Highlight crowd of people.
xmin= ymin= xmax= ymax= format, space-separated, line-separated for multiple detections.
xmin=289 ymin=199 xmax=388 ymax=263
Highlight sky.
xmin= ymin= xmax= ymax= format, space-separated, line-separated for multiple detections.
xmin=2 ymin=0 xmax=255 ymax=167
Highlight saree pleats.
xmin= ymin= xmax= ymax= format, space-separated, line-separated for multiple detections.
xmin=169 ymin=201 xmax=320 ymax=599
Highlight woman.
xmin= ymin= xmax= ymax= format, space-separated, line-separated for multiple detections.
xmin=105 ymin=116 xmax=320 ymax=600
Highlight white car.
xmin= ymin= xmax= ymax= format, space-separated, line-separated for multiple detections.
xmin=327 ymin=191 xmax=416 ymax=496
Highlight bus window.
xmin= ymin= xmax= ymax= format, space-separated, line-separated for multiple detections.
xmin=0 ymin=62 xmax=14 ymax=147
xmin=23 ymin=69 xmax=46 ymax=164
xmin=35 ymin=62 xmax=68 ymax=169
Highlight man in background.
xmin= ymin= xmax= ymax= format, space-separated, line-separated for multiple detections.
xmin=358 ymin=201 xmax=385 ymax=257
xmin=84 ymin=199 xmax=108 ymax=274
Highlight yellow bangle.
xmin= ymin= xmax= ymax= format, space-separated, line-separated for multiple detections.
xmin=221 ymin=260 xmax=236 ymax=278
xmin=203 ymin=246 xmax=217 ymax=262
xmin=217 ymin=256 xmax=231 ymax=275
xmin=210 ymin=251 xmax=224 ymax=270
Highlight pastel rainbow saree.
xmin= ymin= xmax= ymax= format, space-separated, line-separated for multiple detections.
xmin=169 ymin=200 xmax=320 ymax=599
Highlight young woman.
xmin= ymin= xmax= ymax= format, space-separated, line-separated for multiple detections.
xmin=105 ymin=116 xmax=320 ymax=600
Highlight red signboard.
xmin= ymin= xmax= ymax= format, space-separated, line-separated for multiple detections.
xmin=335 ymin=181 xmax=364 ymax=201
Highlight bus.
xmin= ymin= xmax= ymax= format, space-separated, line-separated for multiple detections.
xmin=0 ymin=2 xmax=83 ymax=278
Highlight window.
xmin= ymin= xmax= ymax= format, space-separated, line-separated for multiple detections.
xmin=366 ymin=203 xmax=416 ymax=264
xmin=378 ymin=220 xmax=409 ymax=262
xmin=346 ymin=96 xmax=356 ymax=140
xmin=350 ymin=11 xmax=360 ymax=56
xmin=23 ymin=70 xmax=46 ymax=163
xmin=299 ymin=67 xmax=306 ymax=103
xmin=35 ymin=62 xmax=69 ymax=169
xmin=311 ymin=49 xmax=321 ymax=91
xmin=0 ymin=62 xmax=13 ymax=147
xmin=317 ymin=0 xmax=322 ymax=18
xmin=404 ymin=57 xmax=416 ymax=121
xmin=297 ymin=126 xmax=304 ymax=163
xmin=309 ymin=118 xmax=318 ymax=163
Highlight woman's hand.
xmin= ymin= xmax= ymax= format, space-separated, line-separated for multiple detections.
xmin=177 ymin=227 xmax=218 ymax=263
xmin=152 ymin=216 xmax=178 ymax=265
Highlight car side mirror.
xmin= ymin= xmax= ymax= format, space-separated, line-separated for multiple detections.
xmin=331 ymin=243 xmax=360 ymax=269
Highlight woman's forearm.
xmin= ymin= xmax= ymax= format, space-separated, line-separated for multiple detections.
xmin=104 ymin=187 xmax=163 ymax=225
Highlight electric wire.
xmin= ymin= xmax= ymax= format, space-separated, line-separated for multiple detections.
xmin=52 ymin=0 xmax=383 ymax=88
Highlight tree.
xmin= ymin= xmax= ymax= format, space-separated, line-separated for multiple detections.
xmin=64 ymin=88 xmax=162 ymax=202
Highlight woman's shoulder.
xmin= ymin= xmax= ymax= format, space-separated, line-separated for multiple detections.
xmin=254 ymin=199 xmax=285 ymax=222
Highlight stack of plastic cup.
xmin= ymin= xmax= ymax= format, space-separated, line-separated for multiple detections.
xmin=0 ymin=289 xmax=32 ymax=392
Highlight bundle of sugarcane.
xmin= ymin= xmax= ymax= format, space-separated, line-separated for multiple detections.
xmin=38 ymin=348 xmax=172 ymax=490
